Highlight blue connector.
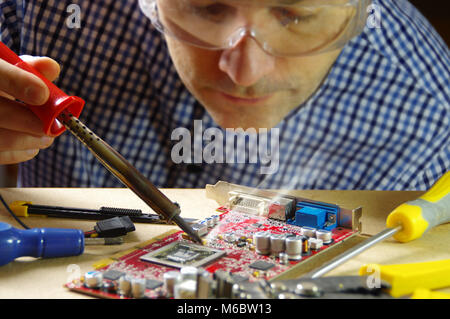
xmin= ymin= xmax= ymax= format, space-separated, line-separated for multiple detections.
xmin=287 ymin=201 xmax=339 ymax=230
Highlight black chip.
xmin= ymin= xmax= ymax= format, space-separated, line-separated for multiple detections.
xmin=103 ymin=270 xmax=125 ymax=281
xmin=146 ymin=279 xmax=163 ymax=290
xmin=230 ymin=274 xmax=249 ymax=283
xmin=249 ymin=260 xmax=275 ymax=271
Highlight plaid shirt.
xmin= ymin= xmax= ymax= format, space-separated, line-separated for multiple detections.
xmin=1 ymin=0 xmax=449 ymax=190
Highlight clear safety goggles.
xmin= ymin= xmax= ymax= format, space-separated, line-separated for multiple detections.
xmin=139 ymin=0 xmax=370 ymax=57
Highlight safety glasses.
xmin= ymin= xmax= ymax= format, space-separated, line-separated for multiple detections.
xmin=139 ymin=0 xmax=370 ymax=57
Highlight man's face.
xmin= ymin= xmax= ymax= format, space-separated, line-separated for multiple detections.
xmin=161 ymin=0 xmax=350 ymax=129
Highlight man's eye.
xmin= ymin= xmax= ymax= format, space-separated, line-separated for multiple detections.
xmin=271 ymin=7 xmax=316 ymax=26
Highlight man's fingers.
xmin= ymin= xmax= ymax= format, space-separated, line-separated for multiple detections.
xmin=0 ymin=96 xmax=46 ymax=136
xmin=20 ymin=55 xmax=61 ymax=82
xmin=0 ymin=58 xmax=49 ymax=105
xmin=0 ymin=128 xmax=54 ymax=151
xmin=0 ymin=149 xmax=40 ymax=165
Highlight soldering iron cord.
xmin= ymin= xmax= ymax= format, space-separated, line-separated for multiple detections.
xmin=0 ymin=192 xmax=30 ymax=229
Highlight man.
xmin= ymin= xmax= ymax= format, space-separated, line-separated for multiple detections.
xmin=0 ymin=0 xmax=448 ymax=190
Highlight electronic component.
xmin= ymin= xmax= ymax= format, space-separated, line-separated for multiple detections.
xmin=131 ymin=278 xmax=146 ymax=299
xmin=285 ymin=236 xmax=302 ymax=261
xmin=84 ymin=271 xmax=103 ymax=289
xmin=279 ymin=252 xmax=289 ymax=265
xmin=118 ymin=275 xmax=132 ymax=296
xmin=228 ymin=191 xmax=295 ymax=221
xmin=163 ymin=271 xmax=180 ymax=297
xmin=140 ymin=241 xmax=226 ymax=268
xmin=253 ymin=231 xmax=271 ymax=255
xmin=316 ymin=229 xmax=333 ymax=244
xmin=103 ymin=269 xmax=125 ymax=281
xmin=302 ymin=226 xmax=316 ymax=238
xmin=302 ymin=238 xmax=311 ymax=256
xmin=191 ymin=223 xmax=208 ymax=237
xmin=181 ymin=266 xmax=198 ymax=280
xmin=174 ymin=280 xmax=197 ymax=299
xmin=288 ymin=201 xmax=339 ymax=230
xmin=249 ymin=260 xmax=276 ymax=271
xmin=145 ymin=279 xmax=163 ymax=290
xmin=91 ymin=216 xmax=135 ymax=238
xmin=270 ymin=233 xmax=286 ymax=255
xmin=309 ymin=238 xmax=324 ymax=250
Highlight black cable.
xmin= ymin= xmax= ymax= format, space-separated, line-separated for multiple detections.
xmin=0 ymin=192 xmax=30 ymax=229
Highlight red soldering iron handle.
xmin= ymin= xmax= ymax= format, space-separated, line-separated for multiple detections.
xmin=0 ymin=41 xmax=85 ymax=137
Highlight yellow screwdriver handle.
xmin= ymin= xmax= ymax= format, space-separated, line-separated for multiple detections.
xmin=360 ymin=259 xmax=450 ymax=298
xmin=386 ymin=170 xmax=450 ymax=242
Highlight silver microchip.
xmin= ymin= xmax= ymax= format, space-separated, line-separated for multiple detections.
xmin=140 ymin=241 xmax=226 ymax=268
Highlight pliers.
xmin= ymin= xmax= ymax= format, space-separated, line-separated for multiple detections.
xmin=233 ymin=276 xmax=392 ymax=299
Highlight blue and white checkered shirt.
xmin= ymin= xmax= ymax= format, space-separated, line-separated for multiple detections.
xmin=1 ymin=0 xmax=449 ymax=190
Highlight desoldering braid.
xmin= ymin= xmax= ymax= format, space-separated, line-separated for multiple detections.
xmin=0 ymin=41 xmax=202 ymax=244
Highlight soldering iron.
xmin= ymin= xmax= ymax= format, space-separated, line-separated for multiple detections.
xmin=0 ymin=41 xmax=201 ymax=262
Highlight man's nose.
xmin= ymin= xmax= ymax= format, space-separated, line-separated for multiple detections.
xmin=218 ymin=36 xmax=275 ymax=87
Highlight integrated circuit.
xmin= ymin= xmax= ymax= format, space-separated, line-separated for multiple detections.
xmin=140 ymin=241 xmax=226 ymax=268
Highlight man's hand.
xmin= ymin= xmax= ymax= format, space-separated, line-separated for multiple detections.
xmin=0 ymin=55 xmax=60 ymax=164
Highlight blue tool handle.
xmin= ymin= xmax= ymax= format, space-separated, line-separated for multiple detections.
xmin=0 ymin=222 xmax=84 ymax=266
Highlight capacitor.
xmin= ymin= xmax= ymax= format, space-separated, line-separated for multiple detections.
xmin=211 ymin=215 xmax=220 ymax=226
xmin=270 ymin=233 xmax=286 ymax=255
xmin=84 ymin=271 xmax=103 ymax=289
xmin=285 ymin=236 xmax=302 ymax=260
xmin=163 ymin=271 xmax=181 ymax=297
xmin=205 ymin=217 xmax=214 ymax=228
xmin=253 ymin=231 xmax=271 ymax=255
xmin=180 ymin=266 xmax=198 ymax=281
xmin=279 ymin=252 xmax=289 ymax=265
xmin=196 ymin=268 xmax=211 ymax=299
xmin=309 ymin=238 xmax=323 ymax=250
xmin=302 ymin=237 xmax=311 ymax=256
xmin=302 ymin=226 xmax=316 ymax=238
xmin=131 ymin=277 xmax=147 ymax=299
xmin=118 ymin=275 xmax=132 ymax=296
xmin=316 ymin=229 xmax=333 ymax=244
xmin=174 ymin=280 xmax=197 ymax=299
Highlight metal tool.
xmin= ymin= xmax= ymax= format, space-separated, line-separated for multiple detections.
xmin=0 ymin=41 xmax=201 ymax=244
xmin=9 ymin=201 xmax=198 ymax=224
xmin=306 ymin=170 xmax=450 ymax=279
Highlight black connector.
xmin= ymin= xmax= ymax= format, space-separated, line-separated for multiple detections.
xmin=93 ymin=216 xmax=135 ymax=237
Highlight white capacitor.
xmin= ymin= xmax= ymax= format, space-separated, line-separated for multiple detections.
xmin=302 ymin=226 xmax=317 ymax=238
xmin=118 ymin=275 xmax=132 ymax=296
xmin=84 ymin=271 xmax=103 ymax=289
xmin=316 ymin=229 xmax=332 ymax=244
xmin=309 ymin=238 xmax=324 ymax=250
xmin=131 ymin=277 xmax=147 ymax=299
xmin=174 ymin=280 xmax=197 ymax=299
xmin=279 ymin=252 xmax=289 ymax=265
xmin=211 ymin=215 xmax=220 ymax=226
xmin=253 ymin=231 xmax=271 ymax=255
xmin=163 ymin=271 xmax=181 ymax=297
xmin=270 ymin=233 xmax=286 ymax=255
xmin=205 ymin=217 xmax=214 ymax=228
xmin=285 ymin=236 xmax=302 ymax=260
xmin=180 ymin=266 xmax=198 ymax=281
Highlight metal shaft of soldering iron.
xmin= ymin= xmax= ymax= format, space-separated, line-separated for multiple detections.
xmin=306 ymin=226 xmax=402 ymax=279
xmin=57 ymin=111 xmax=202 ymax=244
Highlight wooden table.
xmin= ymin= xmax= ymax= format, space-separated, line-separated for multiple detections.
xmin=0 ymin=187 xmax=448 ymax=298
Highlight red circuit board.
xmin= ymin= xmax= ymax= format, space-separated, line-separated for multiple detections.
xmin=66 ymin=207 xmax=356 ymax=299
